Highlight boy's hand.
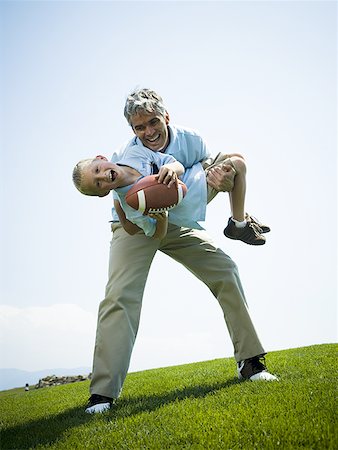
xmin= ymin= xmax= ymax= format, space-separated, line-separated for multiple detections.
xmin=147 ymin=211 xmax=169 ymax=221
xmin=207 ymin=164 xmax=236 ymax=192
xmin=156 ymin=166 xmax=178 ymax=188
xmin=147 ymin=211 xmax=169 ymax=240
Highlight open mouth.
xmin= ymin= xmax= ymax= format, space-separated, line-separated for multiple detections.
xmin=110 ymin=170 xmax=117 ymax=182
xmin=147 ymin=134 xmax=160 ymax=143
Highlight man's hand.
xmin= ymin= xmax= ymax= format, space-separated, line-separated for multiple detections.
xmin=206 ymin=164 xmax=236 ymax=192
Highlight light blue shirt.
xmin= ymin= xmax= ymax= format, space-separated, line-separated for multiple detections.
xmin=134 ymin=124 xmax=210 ymax=168
xmin=112 ymin=144 xmax=207 ymax=237
xmin=110 ymin=124 xmax=210 ymax=228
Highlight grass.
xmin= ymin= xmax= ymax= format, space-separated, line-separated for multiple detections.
xmin=0 ymin=344 xmax=337 ymax=449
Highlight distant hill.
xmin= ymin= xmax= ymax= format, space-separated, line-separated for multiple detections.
xmin=0 ymin=367 xmax=91 ymax=391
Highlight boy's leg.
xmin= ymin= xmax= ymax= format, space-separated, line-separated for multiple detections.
xmin=89 ymin=224 xmax=159 ymax=399
xmin=204 ymin=153 xmax=266 ymax=245
xmin=203 ymin=152 xmax=236 ymax=203
xmin=204 ymin=152 xmax=245 ymax=218
xmin=160 ymin=225 xmax=266 ymax=362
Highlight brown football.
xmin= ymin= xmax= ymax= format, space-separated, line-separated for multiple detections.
xmin=125 ymin=175 xmax=187 ymax=215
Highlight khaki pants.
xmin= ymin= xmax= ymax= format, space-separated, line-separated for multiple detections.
xmin=203 ymin=152 xmax=236 ymax=202
xmin=90 ymin=222 xmax=265 ymax=398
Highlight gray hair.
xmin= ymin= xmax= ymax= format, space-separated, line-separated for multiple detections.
xmin=72 ymin=158 xmax=95 ymax=195
xmin=124 ymin=88 xmax=167 ymax=126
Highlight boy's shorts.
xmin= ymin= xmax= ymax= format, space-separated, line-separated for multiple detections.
xmin=202 ymin=152 xmax=236 ymax=203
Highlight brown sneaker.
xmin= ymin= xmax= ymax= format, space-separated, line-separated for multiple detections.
xmin=223 ymin=218 xmax=266 ymax=245
xmin=245 ymin=214 xmax=271 ymax=233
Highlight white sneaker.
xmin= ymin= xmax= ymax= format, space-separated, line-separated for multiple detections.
xmin=238 ymin=356 xmax=279 ymax=381
xmin=85 ymin=394 xmax=113 ymax=414
xmin=249 ymin=370 xmax=279 ymax=381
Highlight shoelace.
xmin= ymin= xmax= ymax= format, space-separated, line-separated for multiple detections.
xmin=88 ymin=394 xmax=111 ymax=404
xmin=247 ymin=221 xmax=263 ymax=236
xmin=248 ymin=215 xmax=270 ymax=233
xmin=249 ymin=356 xmax=267 ymax=372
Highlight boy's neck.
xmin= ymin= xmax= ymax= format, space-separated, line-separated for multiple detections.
xmin=120 ymin=165 xmax=142 ymax=186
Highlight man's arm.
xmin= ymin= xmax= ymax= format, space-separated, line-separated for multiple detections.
xmin=114 ymin=200 xmax=141 ymax=235
xmin=206 ymin=164 xmax=236 ymax=192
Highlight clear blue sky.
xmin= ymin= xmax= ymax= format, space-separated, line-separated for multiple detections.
xmin=1 ymin=0 xmax=337 ymax=374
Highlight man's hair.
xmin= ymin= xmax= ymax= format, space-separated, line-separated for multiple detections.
xmin=124 ymin=88 xmax=167 ymax=125
xmin=72 ymin=158 xmax=95 ymax=195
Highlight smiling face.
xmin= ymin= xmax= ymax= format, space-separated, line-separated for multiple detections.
xmin=80 ymin=157 xmax=124 ymax=197
xmin=130 ymin=111 xmax=170 ymax=152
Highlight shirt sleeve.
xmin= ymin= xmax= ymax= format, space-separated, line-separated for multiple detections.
xmin=184 ymin=135 xmax=209 ymax=166
xmin=114 ymin=190 xmax=157 ymax=237
xmin=129 ymin=215 xmax=157 ymax=237
xmin=166 ymin=126 xmax=211 ymax=168
xmin=152 ymin=151 xmax=177 ymax=167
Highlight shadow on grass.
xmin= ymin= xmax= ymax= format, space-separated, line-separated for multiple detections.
xmin=1 ymin=378 xmax=239 ymax=449
xmin=115 ymin=378 xmax=240 ymax=417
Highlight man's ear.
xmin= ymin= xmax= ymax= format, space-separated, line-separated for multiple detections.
xmin=165 ymin=112 xmax=170 ymax=125
xmin=95 ymin=155 xmax=108 ymax=161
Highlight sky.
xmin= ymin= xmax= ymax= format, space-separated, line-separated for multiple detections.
xmin=0 ymin=0 xmax=337 ymax=380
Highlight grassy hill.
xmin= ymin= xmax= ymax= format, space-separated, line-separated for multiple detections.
xmin=0 ymin=344 xmax=336 ymax=449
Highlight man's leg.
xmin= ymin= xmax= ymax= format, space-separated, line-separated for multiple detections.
xmin=160 ymin=225 xmax=265 ymax=362
xmin=89 ymin=224 xmax=159 ymax=400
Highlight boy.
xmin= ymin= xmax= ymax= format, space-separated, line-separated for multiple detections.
xmin=74 ymin=145 xmax=203 ymax=240
xmin=73 ymin=144 xmax=268 ymax=244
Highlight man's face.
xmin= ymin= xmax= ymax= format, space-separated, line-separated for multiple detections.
xmin=81 ymin=158 xmax=123 ymax=197
xmin=130 ymin=111 xmax=170 ymax=152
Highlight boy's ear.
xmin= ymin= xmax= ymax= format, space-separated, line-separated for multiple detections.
xmin=98 ymin=191 xmax=110 ymax=198
xmin=95 ymin=155 xmax=108 ymax=161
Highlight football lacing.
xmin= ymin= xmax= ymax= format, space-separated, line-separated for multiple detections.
xmin=148 ymin=204 xmax=176 ymax=213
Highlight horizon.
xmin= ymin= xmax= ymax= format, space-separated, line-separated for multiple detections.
xmin=0 ymin=342 xmax=335 ymax=391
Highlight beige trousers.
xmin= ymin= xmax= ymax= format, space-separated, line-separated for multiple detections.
xmin=90 ymin=222 xmax=265 ymax=398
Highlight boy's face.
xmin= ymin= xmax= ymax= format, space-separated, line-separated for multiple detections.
xmin=130 ymin=111 xmax=170 ymax=152
xmin=81 ymin=157 xmax=124 ymax=197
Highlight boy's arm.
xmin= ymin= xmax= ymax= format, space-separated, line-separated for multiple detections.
xmin=114 ymin=200 xmax=141 ymax=235
xmin=115 ymin=199 xmax=168 ymax=239
xmin=148 ymin=211 xmax=168 ymax=240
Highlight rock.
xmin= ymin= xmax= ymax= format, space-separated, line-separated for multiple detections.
xmin=35 ymin=373 xmax=90 ymax=389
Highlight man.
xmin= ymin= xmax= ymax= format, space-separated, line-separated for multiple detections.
xmin=84 ymin=89 xmax=277 ymax=414
xmin=121 ymin=89 xmax=270 ymax=243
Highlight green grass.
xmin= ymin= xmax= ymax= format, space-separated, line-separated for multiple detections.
xmin=0 ymin=344 xmax=337 ymax=449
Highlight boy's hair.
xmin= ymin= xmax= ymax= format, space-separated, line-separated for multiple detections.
xmin=124 ymin=88 xmax=167 ymax=125
xmin=72 ymin=158 xmax=96 ymax=195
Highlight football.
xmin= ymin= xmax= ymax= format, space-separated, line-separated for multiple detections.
xmin=125 ymin=175 xmax=187 ymax=215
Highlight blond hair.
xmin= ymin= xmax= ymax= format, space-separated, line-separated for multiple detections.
xmin=72 ymin=158 xmax=96 ymax=195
